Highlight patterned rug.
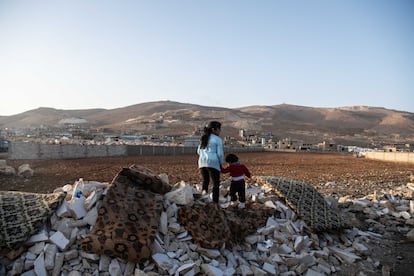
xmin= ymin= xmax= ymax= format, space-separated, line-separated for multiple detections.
xmin=254 ymin=176 xmax=346 ymax=232
xmin=178 ymin=202 xmax=276 ymax=249
xmin=80 ymin=165 xmax=172 ymax=263
xmin=0 ymin=191 xmax=66 ymax=254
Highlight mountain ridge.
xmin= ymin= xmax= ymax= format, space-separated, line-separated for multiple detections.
xmin=1 ymin=101 xmax=413 ymax=146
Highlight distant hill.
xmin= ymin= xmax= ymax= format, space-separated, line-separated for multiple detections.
xmin=1 ymin=101 xmax=413 ymax=146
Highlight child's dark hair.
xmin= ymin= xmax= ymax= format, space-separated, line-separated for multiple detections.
xmin=199 ymin=121 xmax=221 ymax=149
xmin=225 ymin=153 xmax=238 ymax=163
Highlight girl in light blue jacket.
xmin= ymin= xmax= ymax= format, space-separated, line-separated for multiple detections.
xmin=197 ymin=121 xmax=224 ymax=203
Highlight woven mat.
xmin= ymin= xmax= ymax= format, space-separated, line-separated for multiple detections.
xmin=254 ymin=176 xmax=345 ymax=232
xmin=0 ymin=191 xmax=66 ymax=252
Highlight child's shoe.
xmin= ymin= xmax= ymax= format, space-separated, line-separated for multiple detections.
xmin=229 ymin=201 xmax=238 ymax=207
xmin=238 ymin=202 xmax=246 ymax=209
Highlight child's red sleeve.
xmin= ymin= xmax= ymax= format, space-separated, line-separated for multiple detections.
xmin=243 ymin=165 xmax=251 ymax=178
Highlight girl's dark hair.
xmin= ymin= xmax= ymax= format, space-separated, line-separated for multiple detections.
xmin=225 ymin=153 xmax=238 ymax=163
xmin=199 ymin=121 xmax=221 ymax=149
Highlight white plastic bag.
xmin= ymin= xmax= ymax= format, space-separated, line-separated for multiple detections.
xmin=72 ymin=178 xmax=84 ymax=200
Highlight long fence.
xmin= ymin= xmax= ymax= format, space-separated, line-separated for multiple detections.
xmin=8 ymin=142 xmax=264 ymax=160
xmin=364 ymin=151 xmax=414 ymax=164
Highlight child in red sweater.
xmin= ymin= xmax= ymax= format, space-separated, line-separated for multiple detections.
xmin=221 ymin=153 xmax=251 ymax=208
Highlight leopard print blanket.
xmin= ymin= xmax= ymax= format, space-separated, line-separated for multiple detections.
xmin=80 ymin=165 xmax=171 ymax=263
xmin=0 ymin=191 xmax=66 ymax=254
xmin=254 ymin=176 xmax=346 ymax=232
xmin=178 ymin=202 xmax=276 ymax=249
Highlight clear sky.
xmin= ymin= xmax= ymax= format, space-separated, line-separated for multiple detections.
xmin=0 ymin=0 xmax=413 ymax=116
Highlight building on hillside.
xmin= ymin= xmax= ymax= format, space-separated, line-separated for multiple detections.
xmin=239 ymin=129 xmax=247 ymax=138
xmin=383 ymin=145 xmax=397 ymax=152
xmin=317 ymin=140 xmax=337 ymax=151
xmin=383 ymin=143 xmax=412 ymax=152
xmin=337 ymin=145 xmax=349 ymax=152
xmin=277 ymin=138 xmax=303 ymax=150
xmin=120 ymin=135 xmax=143 ymax=142
xmin=299 ymin=143 xmax=313 ymax=151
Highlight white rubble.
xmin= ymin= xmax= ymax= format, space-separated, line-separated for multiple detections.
xmin=17 ymin=164 xmax=34 ymax=178
xmin=0 ymin=159 xmax=16 ymax=175
xmin=1 ymin=178 xmax=414 ymax=275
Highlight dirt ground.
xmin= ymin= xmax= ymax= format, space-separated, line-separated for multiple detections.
xmin=1 ymin=151 xmax=414 ymax=275
xmin=1 ymin=152 xmax=413 ymax=197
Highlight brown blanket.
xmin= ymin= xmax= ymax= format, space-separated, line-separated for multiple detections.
xmin=80 ymin=165 xmax=171 ymax=263
xmin=178 ymin=202 xmax=276 ymax=248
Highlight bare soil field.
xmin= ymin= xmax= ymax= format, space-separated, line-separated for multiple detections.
xmin=1 ymin=152 xmax=412 ymax=197
xmin=1 ymin=152 xmax=414 ymax=275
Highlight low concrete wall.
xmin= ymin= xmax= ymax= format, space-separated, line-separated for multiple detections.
xmin=126 ymin=145 xmax=198 ymax=156
xmin=8 ymin=142 xmax=265 ymax=160
xmin=365 ymin=152 xmax=414 ymax=164
xmin=9 ymin=142 xmax=127 ymax=160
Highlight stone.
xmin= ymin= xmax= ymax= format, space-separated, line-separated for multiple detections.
xmin=197 ymin=248 xmax=221 ymax=259
xmin=263 ymin=262 xmax=277 ymax=275
xmin=176 ymin=262 xmax=196 ymax=275
xmin=84 ymin=189 xmax=103 ymax=210
xmin=109 ymin=258 xmax=122 ymax=276
xmin=165 ymin=184 xmax=194 ymax=205
xmin=352 ymin=241 xmax=370 ymax=256
xmin=329 ymin=246 xmax=361 ymax=263
xmin=17 ymin=164 xmax=34 ymax=178
xmin=83 ymin=206 xmax=98 ymax=225
xmin=250 ymin=265 xmax=268 ymax=276
xmin=304 ymin=268 xmax=326 ymax=276
xmin=3 ymin=175 xmax=414 ymax=276
xmin=44 ymin=243 xmax=58 ymax=269
xmin=26 ymin=228 xmax=49 ymax=244
xmin=34 ymin=252 xmax=47 ymax=276
xmin=68 ymin=196 xmax=87 ymax=219
xmin=159 ymin=211 xmax=168 ymax=235
xmin=406 ymin=229 xmax=414 ymax=241
xmin=49 ymin=231 xmax=70 ymax=250
xmin=0 ymin=159 xmax=6 ymax=168
xmin=294 ymin=236 xmax=305 ymax=252
xmin=124 ymin=262 xmax=136 ymax=275
xmin=28 ymin=242 xmax=45 ymax=255
xmin=152 ymin=253 xmax=178 ymax=271
xmin=10 ymin=258 xmax=24 ymax=275
xmin=201 ymin=264 xmax=224 ymax=276
xmin=56 ymin=200 xmax=71 ymax=217
xmin=99 ymin=255 xmax=111 ymax=271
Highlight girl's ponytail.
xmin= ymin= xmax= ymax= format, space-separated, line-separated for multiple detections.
xmin=199 ymin=121 xmax=221 ymax=149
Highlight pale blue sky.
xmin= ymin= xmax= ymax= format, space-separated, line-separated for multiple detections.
xmin=0 ymin=0 xmax=413 ymax=116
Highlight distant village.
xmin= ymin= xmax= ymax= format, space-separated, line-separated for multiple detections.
xmin=0 ymin=122 xmax=412 ymax=154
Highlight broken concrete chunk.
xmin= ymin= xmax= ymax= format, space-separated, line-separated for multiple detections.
xmin=328 ymin=246 xmax=361 ymax=263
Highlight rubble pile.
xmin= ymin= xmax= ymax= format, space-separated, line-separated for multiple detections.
xmin=1 ymin=175 xmax=414 ymax=276
xmin=0 ymin=161 xmax=33 ymax=177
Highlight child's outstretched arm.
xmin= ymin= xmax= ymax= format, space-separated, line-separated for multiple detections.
xmin=221 ymin=166 xmax=230 ymax=174
xmin=243 ymin=165 xmax=251 ymax=178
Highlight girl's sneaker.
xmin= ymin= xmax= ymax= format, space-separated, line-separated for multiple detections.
xmin=238 ymin=202 xmax=246 ymax=209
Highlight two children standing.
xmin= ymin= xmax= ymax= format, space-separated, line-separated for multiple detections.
xmin=197 ymin=121 xmax=251 ymax=209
